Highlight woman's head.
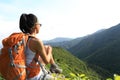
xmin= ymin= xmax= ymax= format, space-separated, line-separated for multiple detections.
xmin=19 ymin=13 xmax=40 ymax=34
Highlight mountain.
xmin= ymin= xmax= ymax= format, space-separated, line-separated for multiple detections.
xmin=93 ymin=29 xmax=106 ymax=34
xmin=45 ymin=29 xmax=106 ymax=50
xmin=68 ymin=23 xmax=120 ymax=75
xmin=45 ymin=23 xmax=120 ymax=78
xmin=45 ymin=36 xmax=88 ymax=49
xmin=44 ymin=37 xmax=73 ymax=44
xmin=52 ymin=47 xmax=106 ymax=79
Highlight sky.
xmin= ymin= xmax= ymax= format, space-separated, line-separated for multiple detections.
xmin=1 ymin=0 xmax=120 ymax=43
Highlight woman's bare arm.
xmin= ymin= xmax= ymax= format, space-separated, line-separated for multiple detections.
xmin=29 ymin=38 xmax=52 ymax=64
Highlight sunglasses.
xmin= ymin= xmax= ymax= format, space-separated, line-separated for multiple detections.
xmin=35 ymin=23 xmax=42 ymax=27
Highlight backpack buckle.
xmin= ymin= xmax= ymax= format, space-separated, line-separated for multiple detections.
xmin=10 ymin=63 xmax=15 ymax=67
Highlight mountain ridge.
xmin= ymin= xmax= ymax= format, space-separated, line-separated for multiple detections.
xmin=44 ymin=37 xmax=73 ymax=43
xmin=67 ymin=23 xmax=120 ymax=75
xmin=44 ymin=23 xmax=120 ymax=78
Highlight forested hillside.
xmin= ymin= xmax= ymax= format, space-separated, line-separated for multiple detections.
xmin=68 ymin=23 xmax=120 ymax=76
xmin=52 ymin=47 xmax=107 ymax=79
xmin=45 ymin=23 xmax=120 ymax=79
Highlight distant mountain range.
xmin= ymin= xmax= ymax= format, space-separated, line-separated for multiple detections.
xmin=44 ymin=37 xmax=73 ymax=43
xmin=44 ymin=29 xmax=106 ymax=49
xmin=44 ymin=36 xmax=89 ymax=49
xmin=45 ymin=23 xmax=120 ymax=77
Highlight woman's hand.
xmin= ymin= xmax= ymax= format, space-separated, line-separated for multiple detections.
xmin=44 ymin=45 xmax=52 ymax=54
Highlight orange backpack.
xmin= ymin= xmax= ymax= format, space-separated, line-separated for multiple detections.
xmin=0 ymin=32 xmax=28 ymax=80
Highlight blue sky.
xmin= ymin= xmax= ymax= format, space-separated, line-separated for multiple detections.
xmin=0 ymin=0 xmax=120 ymax=43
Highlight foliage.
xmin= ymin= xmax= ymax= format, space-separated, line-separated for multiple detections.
xmin=0 ymin=74 xmax=4 ymax=80
xmin=51 ymin=73 xmax=120 ymax=80
xmin=0 ymin=73 xmax=120 ymax=80
xmin=114 ymin=74 xmax=120 ymax=80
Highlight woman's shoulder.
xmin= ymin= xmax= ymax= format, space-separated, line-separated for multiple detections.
xmin=29 ymin=36 xmax=43 ymax=45
xmin=28 ymin=36 xmax=44 ymax=51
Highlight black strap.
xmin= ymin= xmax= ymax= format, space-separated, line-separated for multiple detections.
xmin=8 ymin=48 xmax=15 ymax=67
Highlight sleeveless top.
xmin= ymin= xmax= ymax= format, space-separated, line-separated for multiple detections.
xmin=25 ymin=38 xmax=36 ymax=65
xmin=25 ymin=37 xmax=53 ymax=80
xmin=25 ymin=37 xmax=41 ymax=79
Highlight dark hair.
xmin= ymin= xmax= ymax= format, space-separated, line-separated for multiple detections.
xmin=19 ymin=13 xmax=38 ymax=34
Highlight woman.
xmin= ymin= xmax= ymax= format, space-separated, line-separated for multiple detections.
xmin=19 ymin=13 xmax=62 ymax=80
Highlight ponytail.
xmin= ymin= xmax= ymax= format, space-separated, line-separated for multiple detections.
xmin=19 ymin=13 xmax=38 ymax=34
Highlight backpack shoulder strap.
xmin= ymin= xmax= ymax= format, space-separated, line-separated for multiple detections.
xmin=34 ymin=54 xmax=49 ymax=76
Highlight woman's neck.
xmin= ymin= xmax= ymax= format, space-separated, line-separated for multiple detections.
xmin=29 ymin=33 xmax=36 ymax=37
